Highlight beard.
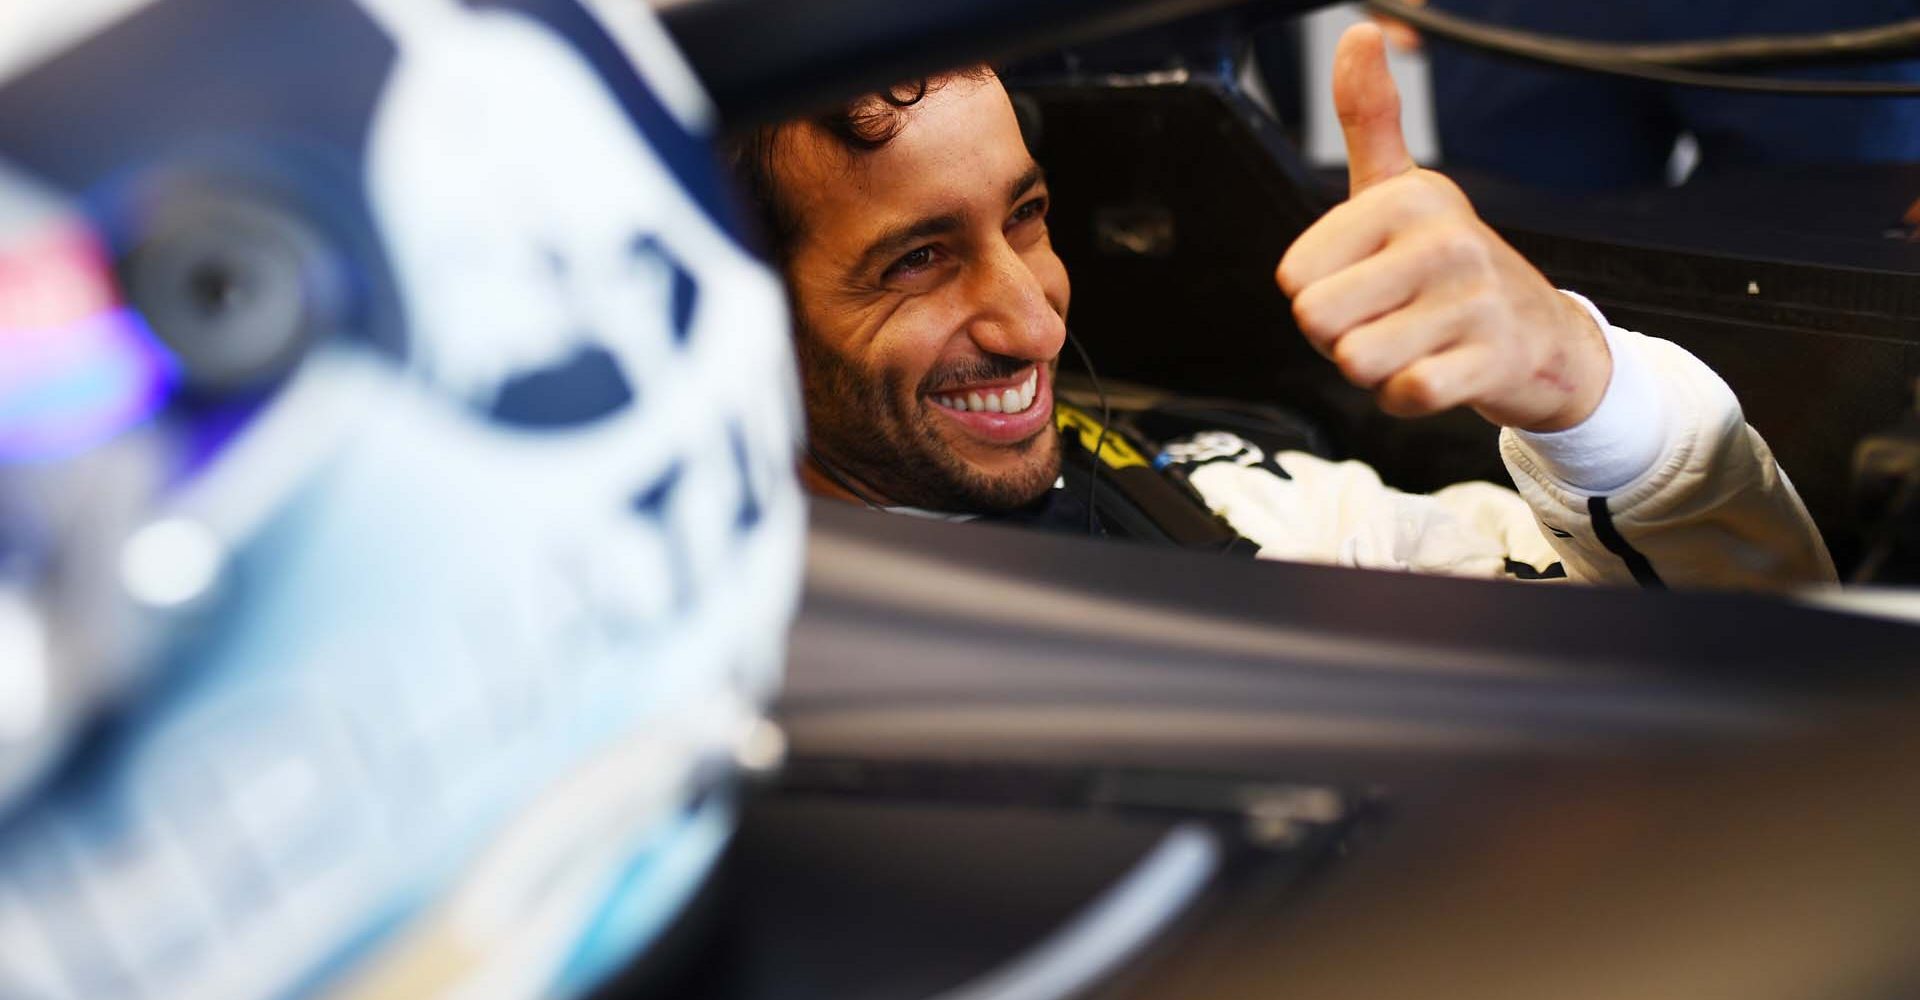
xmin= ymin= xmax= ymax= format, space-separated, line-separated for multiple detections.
xmin=796 ymin=333 xmax=1060 ymax=513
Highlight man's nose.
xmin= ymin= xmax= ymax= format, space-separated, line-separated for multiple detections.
xmin=965 ymin=241 xmax=1065 ymax=361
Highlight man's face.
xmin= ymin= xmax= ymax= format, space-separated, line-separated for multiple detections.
xmin=776 ymin=74 xmax=1070 ymax=511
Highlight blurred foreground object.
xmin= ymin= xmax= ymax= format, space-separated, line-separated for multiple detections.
xmin=0 ymin=1 xmax=804 ymax=997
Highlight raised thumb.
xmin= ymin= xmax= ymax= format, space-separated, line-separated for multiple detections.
xmin=1333 ymin=21 xmax=1415 ymax=197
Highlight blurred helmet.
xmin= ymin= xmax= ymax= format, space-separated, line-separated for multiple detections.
xmin=0 ymin=0 xmax=804 ymax=997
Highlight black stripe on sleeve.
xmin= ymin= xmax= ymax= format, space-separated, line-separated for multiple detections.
xmin=1587 ymin=495 xmax=1666 ymax=590
xmin=1503 ymin=558 xmax=1567 ymax=580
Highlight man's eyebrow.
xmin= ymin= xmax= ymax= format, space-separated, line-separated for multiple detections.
xmin=849 ymin=164 xmax=1047 ymax=278
xmin=1007 ymin=162 xmax=1046 ymax=205
xmin=853 ymin=213 xmax=963 ymax=276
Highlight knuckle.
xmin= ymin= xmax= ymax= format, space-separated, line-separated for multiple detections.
xmin=1376 ymin=178 xmax=1430 ymax=219
xmin=1416 ymin=168 xmax=1467 ymax=203
xmin=1398 ymin=370 xmax=1445 ymax=412
xmin=1377 ymin=171 xmax=1471 ymax=223
xmin=1407 ymin=171 xmax=1447 ymax=205
xmin=1459 ymin=287 xmax=1504 ymax=327
xmin=1331 ymin=337 xmax=1377 ymax=387
xmin=1275 ymin=257 xmax=1302 ymax=296
xmin=1291 ymin=293 xmax=1332 ymax=339
xmin=1439 ymin=229 xmax=1487 ymax=268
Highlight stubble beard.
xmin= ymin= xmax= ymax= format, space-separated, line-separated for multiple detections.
xmin=798 ymin=335 xmax=1060 ymax=513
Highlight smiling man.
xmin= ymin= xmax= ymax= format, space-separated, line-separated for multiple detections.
xmin=733 ymin=68 xmax=1067 ymax=512
xmin=732 ymin=26 xmax=1838 ymax=587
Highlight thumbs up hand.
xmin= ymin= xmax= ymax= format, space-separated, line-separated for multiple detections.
xmin=1276 ymin=23 xmax=1610 ymax=433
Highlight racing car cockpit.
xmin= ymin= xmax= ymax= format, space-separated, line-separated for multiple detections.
xmin=656 ymin=2 xmax=1920 ymax=997
xmin=3 ymin=2 xmax=1920 ymax=999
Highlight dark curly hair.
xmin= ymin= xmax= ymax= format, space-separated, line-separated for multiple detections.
xmin=727 ymin=67 xmax=996 ymax=267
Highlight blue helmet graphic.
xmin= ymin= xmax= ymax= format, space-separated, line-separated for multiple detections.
xmin=0 ymin=1 xmax=805 ymax=997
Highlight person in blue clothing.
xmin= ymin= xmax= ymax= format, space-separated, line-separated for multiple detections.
xmin=1398 ymin=0 xmax=1920 ymax=191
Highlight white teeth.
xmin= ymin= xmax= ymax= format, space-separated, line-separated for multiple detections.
xmin=932 ymin=371 xmax=1043 ymax=414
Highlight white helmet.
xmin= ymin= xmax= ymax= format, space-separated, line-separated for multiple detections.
xmin=0 ymin=1 xmax=804 ymax=997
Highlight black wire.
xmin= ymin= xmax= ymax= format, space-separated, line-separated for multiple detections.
xmin=807 ymin=445 xmax=887 ymax=511
xmin=1516 ymin=62 xmax=1920 ymax=97
xmin=1064 ymin=330 xmax=1110 ymax=536
xmin=1365 ymin=0 xmax=1920 ymax=96
xmin=1368 ymin=0 xmax=1920 ymax=69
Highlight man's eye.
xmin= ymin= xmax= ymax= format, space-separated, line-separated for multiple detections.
xmin=887 ymin=245 xmax=937 ymax=278
xmin=1010 ymin=196 xmax=1048 ymax=225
